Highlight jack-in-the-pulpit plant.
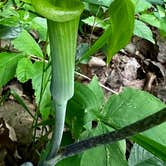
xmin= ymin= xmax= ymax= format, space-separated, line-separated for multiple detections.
xmin=31 ymin=0 xmax=84 ymax=164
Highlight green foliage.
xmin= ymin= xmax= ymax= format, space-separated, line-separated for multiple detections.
xmin=106 ymin=0 xmax=135 ymax=63
xmin=140 ymin=14 xmax=160 ymax=28
xmin=146 ymin=0 xmax=164 ymax=5
xmin=82 ymin=0 xmax=113 ymax=7
xmin=131 ymin=0 xmax=152 ymax=13
xmin=78 ymin=27 xmax=111 ymax=63
xmin=134 ymin=20 xmax=155 ymax=44
xmin=82 ymin=0 xmax=166 ymax=45
xmin=16 ymin=58 xmax=51 ymax=120
xmin=0 ymin=25 xmax=22 ymax=40
xmin=30 ymin=62 xmax=51 ymax=120
xmin=0 ymin=0 xmax=166 ymax=165
xmin=79 ymin=0 xmax=135 ymax=63
xmin=16 ymin=57 xmax=34 ymax=83
xmin=103 ymin=88 xmax=166 ymax=160
xmin=134 ymin=0 xmax=166 ymax=38
xmin=12 ymin=29 xmax=43 ymax=58
xmin=133 ymin=135 xmax=166 ymax=162
xmin=88 ymin=76 xmax=104 ymax=108
xmin=80 ymin=123 xmax=127 ymax=166
xmin=31 ymin=17 xmax=47 ymax=41
xmin=66 ymin=82 xmax=100 ymax=138
xmin=128 ymin=143 xmax=166 ymax=166
xmin=61 ymin=80 xmax=127 ymax=166
xmin=0 ymin=52 xmax=22 ymax=88
xmin=64 ymin=78 xmax=166 ymax=165
xmin=56 ymin=155 xmax=81 ymax=166
xmin=160 ymin=16 xmax=166 ymax=36
xmin=82 ymin=16 xmax=109 ymax=29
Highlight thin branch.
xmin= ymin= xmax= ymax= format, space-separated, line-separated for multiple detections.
xmin=32 ymin=34 xmax=49 ymax=142
xmin=44 ymin=107 xmax=166 ymax=165
xmin=75 ymin=71 xmax=118 ymax=94
xmin=89 ymin=6 xmax=101 ymax=46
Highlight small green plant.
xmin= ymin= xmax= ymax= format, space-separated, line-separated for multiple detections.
xmin=81 ymin=0 xmax=166 ymax=47
xmin=0 ymin=0 xmax=166 ymax=166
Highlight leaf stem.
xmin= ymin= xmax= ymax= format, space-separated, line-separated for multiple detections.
xmin=47 ymin=101 xmax=67 ymax=160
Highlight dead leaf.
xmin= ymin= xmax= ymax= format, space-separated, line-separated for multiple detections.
xmin=123 ymin=79 xmax=145 ymax=89
xmin=5 ymin=122 xmax=17 ymax=142
xmin=0 ymin=101 xmax=33 ymax=145
xmin=0 ymin=118 xmax=16 ymax=155
xmin=124 ymin=43 xmax=136 ymax=55
xmin=157 ymin=38 xmax=166 ymax=63
xmin=154 ymin=85 xmax=166 ymax=103
xmin=121 ymin=57 xmax=140 ymax=81
xmin=88 ymin=56 xmax=106 ymax=67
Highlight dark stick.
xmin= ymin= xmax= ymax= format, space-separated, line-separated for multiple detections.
xmin=44 ymin=107 xmax=166 ymax=166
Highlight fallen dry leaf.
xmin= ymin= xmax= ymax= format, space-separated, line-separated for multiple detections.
xmin=157 ymin=38 xmax=166 ymax=64
xmin=88 ymin=56 xmax=106 ymax=67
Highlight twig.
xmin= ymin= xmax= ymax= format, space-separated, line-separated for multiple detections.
xmin=89 ymin=6 xmax=101 ymax=46
xmin=75 ymin=71 xmax=118 ymax=94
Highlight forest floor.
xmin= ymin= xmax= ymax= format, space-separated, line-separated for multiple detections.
xmin=0 ymin=29 xmax=166 ymax=165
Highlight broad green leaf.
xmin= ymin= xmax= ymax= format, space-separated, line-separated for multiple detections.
xmin=16 ymin=58 xmax=34 ymax=83
xmin=79 ymin=0 xmax=134 ymax=63
xmin=79 ymin=27 xmax=111 ymax=63
xmin=133 ymin=135 xmax=166 ymax=162
xmin=157 ymin=5 xmax=165 ymax=18
xmin=31 ymin=62 xmax=51 ymax=120
xmin=83 ymin=0 xmax=113 ymax=7
xmin=131 ymin=0 xmax=152 ymax=13
xmin=76 ymin=43 xmax=89 ymax=61
xmin=82 ymin=16 xmax=109 ymax=29
xmin=31 ymin=17 xmax=47 ymax=41
xmin=134 ymin=20 xmax=155 ymax=44
xmin=103 ymin=88 xmax=166 ymax=160
xmin=21 ymin=0 xmax=31 ymax=3
xmin=0 ymin=52 xmax=22 ymax=88
xmin=66 ymin=99 xmax=85 ymax=139
xmin=106 ymin=0 xmax=135 ymax=63
xmin=0 ymin=25 xmax=22 ymax=40
xmin=66 ymin=83 xmax=100 ymax=138
xmin=39 ymin=83 xmax=51 ymax=120
xmin=160 ymin=17 xmax=166 ymax=37
xmin=0 ymin=15 xmax=19 ymax=27
xmin=83 ymin=2 xmax=105 ymax=16
xmin=128 ymin=143 xmax=166 ymax=166
xmin=146 ymin=0 xmax=164 ymax=5
xmin=12 ymin=29 xmax=43 ymax=57
xmin=104 ymin=88 xmax=166 ymax=144
xmin=88 ymin=76 xmax=105 ymax=109
xmin=66 ymin=78 xmax=104 ymax=138
xmin=56 ymin=155 xmax=81 ymax=166
xmin=80 ymin=122 xmax=127 ymax=166
xmin=139 ymin=14 xmax=160 ymax=28
xmin=73 ymin=83 xmax=99 ymax=111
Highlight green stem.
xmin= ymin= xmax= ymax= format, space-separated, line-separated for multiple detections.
xmin=47 ymin=101 xmax=67 ymax=159
xmin=46 ymin=18 xmax=79 ymax=160
xmin=31 ymin=1 xmax=84 ymax=165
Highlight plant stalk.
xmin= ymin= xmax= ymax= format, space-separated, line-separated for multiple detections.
xmin=47 ymin=17 xmax=80 ymax=159
xmin=47 ymin=101 xmax=67 ymax=159
xmin=31 ymin=0 xmax=84 ymax=164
